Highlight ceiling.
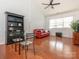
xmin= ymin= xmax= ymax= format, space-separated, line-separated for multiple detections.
xmin=35 ymin=0 xmax=79 ymax=16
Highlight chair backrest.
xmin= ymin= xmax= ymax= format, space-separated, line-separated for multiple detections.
xmin=25 ymin=33 xmax=35 ymax=41
xmin=20 ymin=33 xmax=35 ymax=46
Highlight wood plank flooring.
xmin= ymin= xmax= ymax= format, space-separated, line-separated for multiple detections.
xmin=0 ymin=36 xmax=79 ymax=59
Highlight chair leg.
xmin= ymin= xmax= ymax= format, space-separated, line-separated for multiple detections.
xmin=26 ymin=45 xmax=28 ymax=51
xmin=25 ymin=45 xmax=27 ymax=59
xmin=33 ymin=43 xmax=35 ymax=55
xmin=15 ymin=43 xmax=17 ymax=52
xmin=19 ymin=41 xmax=21 ymax=55
xmin=11 ymin=44 xmax=14 ymax=48
xmin=22 ymin=45 xmax=24 ymax=49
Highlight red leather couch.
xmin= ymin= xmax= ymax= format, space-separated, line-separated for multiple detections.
xmin=33 ymin=29 xmax=50 ymax=38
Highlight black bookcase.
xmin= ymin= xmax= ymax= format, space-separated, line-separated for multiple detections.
xmin=6 ymin=12 xmax=24 ymax=45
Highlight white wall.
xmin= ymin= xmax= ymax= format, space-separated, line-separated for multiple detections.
xmin=25 ymin=0 xmax=45 ymax=33
xmin=46 ymin=10 xmax=79 ymax=38
xmin=0 ymin=0 xmax=45 ymax=44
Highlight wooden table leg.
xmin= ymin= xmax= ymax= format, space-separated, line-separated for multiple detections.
xmin=19 ymin=38 xmax=21 ymax=55
xmin=15 ymin=43 xmax=17 ymax=52
xmin=33 ymin=42 xmax=35 ymax=55
xmin=25 ymin=45 xmax=27 ymax=59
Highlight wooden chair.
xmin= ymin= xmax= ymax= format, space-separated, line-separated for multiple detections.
xmin=20 ymin=33 xmax=36 ymax=58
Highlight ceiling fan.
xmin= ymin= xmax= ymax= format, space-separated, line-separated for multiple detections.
xmin=42 ymin=0 xmax=60 ymax=9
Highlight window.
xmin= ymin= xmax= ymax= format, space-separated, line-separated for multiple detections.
xmin=49 ymin=16 xmax=73 ymax=28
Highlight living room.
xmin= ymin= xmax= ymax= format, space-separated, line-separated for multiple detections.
xmin=0 ymin=0 xmax=79 ymax=59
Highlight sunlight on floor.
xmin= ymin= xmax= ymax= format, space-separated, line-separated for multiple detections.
xmin=49 ymin=38 xmax=76 ymax=58
xmin=49 ymin=40 xmax=64 ymax=52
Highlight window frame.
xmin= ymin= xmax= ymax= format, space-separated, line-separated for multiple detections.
xmin=49 ymin=16 xmax=73 ymax=29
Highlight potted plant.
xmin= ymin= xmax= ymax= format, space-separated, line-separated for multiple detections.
xmin=70 ymin=20 xmax=79 ymax=44
xmin=71 ymin=20 xmax=79 ymax=32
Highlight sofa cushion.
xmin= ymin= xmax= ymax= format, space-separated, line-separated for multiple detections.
xmin=45 ymin=30 xmax=48 ymax=33
xmin=40 ymin=29 xmax=44 ymax=33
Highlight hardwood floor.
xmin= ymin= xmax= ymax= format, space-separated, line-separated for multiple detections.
xmin=0 ymin=36 xmax=79 ymax=59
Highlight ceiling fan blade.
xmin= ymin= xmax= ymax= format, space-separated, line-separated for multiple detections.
xmin=42 ymin=3 xmax=49 ymax=5
xmin=44 ymin=5 xmax=50 ymax=9
xmin=52 ymin=3 xmax=60 ymax=5
xmin=50 ymin=0 xmax=53 ymax=4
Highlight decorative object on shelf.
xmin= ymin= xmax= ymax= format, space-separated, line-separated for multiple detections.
xmin=9 ymin=27 xmax=14 ymax=30
xmin=15 ymin=30 xmax=24 ymax=36
xmin=8 ymin=22 xmax=17 ymax=26
xmin=9 ymin=33 xmax=13 ymax=36
xmin=10 ymin=24 xmax=13 ymax=26
xmin=18 ymin=23 xmax=22 ymax=26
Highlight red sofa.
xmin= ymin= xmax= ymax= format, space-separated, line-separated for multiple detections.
xmin=33 ymin=29 xmax=50 ymax=38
